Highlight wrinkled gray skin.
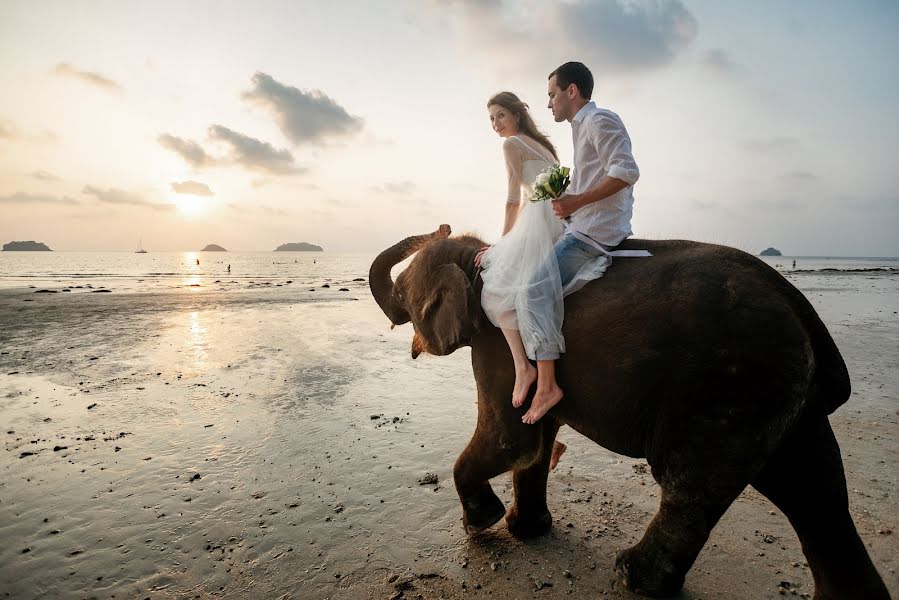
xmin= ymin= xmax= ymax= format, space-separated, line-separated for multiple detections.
xmin=369 ymin=225 xmax=890 ymax=599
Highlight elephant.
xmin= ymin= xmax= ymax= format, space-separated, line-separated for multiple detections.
xmin=368 ymin=225 xmax=890 ymax=599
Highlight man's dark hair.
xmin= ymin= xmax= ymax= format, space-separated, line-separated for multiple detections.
xmin=548 ymin=62 xmax=594 ymax=100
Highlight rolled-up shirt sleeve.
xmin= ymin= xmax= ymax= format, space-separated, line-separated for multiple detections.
xmin=592 ymin=113 xmax=639 ymax=185
xmin=502 ymin=138 xmax=523 ymax=204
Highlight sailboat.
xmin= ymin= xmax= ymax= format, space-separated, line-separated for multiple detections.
xmin=135 ymin=234 xmax=148 ymax=254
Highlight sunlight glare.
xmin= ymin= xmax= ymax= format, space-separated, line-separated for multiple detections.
xmin=175 ymin=197 xmax=206 ymax=217
xmin=187 ymin=310 xmax=208 ymax=371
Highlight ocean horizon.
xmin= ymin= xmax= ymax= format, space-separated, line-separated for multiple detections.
xmin=1 ymin=250 xmax=897 ymax=293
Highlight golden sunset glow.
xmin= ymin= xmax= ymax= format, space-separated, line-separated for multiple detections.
xmin=174 ymin=196 xmax=207 ymax=218
xmin=0 ymin=2 xmax=895 ymax=255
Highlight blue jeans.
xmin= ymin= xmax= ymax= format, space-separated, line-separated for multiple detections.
xmin=554 ymin=233 xmax=605 ymax=289
xmin=528 ymin=234 xmax=606 ymax=361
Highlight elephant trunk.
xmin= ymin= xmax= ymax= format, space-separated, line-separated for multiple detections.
xmin=369 ymin=225 xmax=451 ymax=325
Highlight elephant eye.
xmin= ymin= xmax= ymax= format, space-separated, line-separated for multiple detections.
xmin=424 ymin=294 xmax=442 ymax=316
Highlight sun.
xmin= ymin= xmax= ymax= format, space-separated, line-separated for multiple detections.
xmin=174 ymin=196 xmax=207 ymax=217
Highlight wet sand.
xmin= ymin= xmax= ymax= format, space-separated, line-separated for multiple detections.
xmin=1 ymin=272 xmax=897 ymax=599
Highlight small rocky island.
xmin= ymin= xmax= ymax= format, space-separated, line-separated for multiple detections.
xmin=3 ymin=241 xmax=52 ymax=251
xmin=275 ymin=242 xmax=323 ymax=252
xmin=201 ymin=244 xmax=227 ymax=252
xmin=759 ymin=247 xmax=783 ymax=256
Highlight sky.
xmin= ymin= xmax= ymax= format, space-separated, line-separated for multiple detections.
xmin=1 ymin=0 xmax=897 ymax=255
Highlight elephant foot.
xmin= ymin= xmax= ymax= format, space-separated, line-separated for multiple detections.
xmin=462 ymin=491 xmax=506 ymax=535
xmin=506 ymin=504 xmax=553 ymax=539
xmin=614 ymin=544 xmax=684 ymax=598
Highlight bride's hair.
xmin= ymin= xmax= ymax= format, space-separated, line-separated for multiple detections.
xmin=488 ymin=92 xmax=558 ymax=161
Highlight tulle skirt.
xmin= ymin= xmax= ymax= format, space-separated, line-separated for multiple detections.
xmin=480 ymin=200 xmax=566 ymax=360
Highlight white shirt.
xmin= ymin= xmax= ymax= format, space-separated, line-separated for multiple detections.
xmin=567 ymin=101 xmax=640 ymax=246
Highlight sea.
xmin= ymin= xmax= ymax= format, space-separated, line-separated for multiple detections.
xmin=0 ymin=251 xmax=376 ymax=292
xmin=0 ymin=250 xmax=896 ymax=293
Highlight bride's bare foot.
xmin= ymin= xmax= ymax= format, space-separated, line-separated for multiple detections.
xmin=511 ymin=364 xmax=538 ymax=408
xmin=549 ymin=441 xmax=567 ymax=471
xmin=522 ymin=383 xmax=563 ymax=424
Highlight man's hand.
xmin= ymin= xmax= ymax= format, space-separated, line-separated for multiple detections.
xmin=474 ymin=245 xmax=491 ymax=268
xmin=552 ymin=193 xmax=581 ymax=220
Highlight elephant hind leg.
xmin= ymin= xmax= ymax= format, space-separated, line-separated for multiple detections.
xmin=751 ymin=414 xmax=890 ymax=600
xmin=615 ymin=422 xmax=767 ymax=596
xmin=614 ymin=485 xmax=742 ymax=597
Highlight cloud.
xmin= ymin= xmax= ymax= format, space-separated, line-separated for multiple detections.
xmin=0 ymin=119 xmax=18 ymax=139
xmin=754 ymin=197 xmax=806 ymax=211
xmin=82 ymin=185 xmax=174 ymax=210
xmin=30 ymin=170 xmax=61 ymax=181
xmin=0 ymin=191 xmax=78 ymax=205
xmin=0 ymin=120 xmax=55 ymax=143
xmin=52 ymin=63 xmax=123 ymax=92
xmin=690 ymin=198 xmax=718 ymax=210
xmin=159 ymin=127 xmax=303 ymax=176
xmin=250 ymin=178 xmax=272 ymax=189
xmin=700 ymin=49 xmax=740 ymax=76
xmin=856 ymin=194 xmax=899 ymax=214
xmin=242 ymin=72 xmax=364 ymax=144
xmin=433 ymin=0 xmax=698 ymax=77
xmin=226 ymin=202 xmax=289 ymax=217
xmin=781 ymin=171 xmax=817 ymax=181
xmin=171 ymin=180 xmax=214 ymax=196
xmin=741 ymin=137 xmax=800 ymax=152
xmin=207 ymin=124 xmax=304 ymax=175
xmin=258 ymin=205 xmax=289 ymax=216
xmin=158 ymin=133 xmax=213 ymax=168
xmin=252 ymin=179 xmax=319 ymax=190
xmin=371 ymin=180 xmax=417 ymax=195
xmin=556 ymin=0 xmax=698 ymax=73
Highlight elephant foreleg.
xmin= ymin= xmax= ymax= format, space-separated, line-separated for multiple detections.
xmin=453 ymin=417 xmax=546 ymax=535
xmin=506 ymin=420 xmax=559 ymax=538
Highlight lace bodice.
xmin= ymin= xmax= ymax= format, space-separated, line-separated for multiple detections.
xmin=503 ymin=135 xmax=556 ymax=204
xmin=521 ymin=159 xmax=552 ymax=199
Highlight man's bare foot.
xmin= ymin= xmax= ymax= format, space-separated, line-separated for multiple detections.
xmin=511 ymin=364 xmax=538 ymax=408
xmin=522 ymin=383 xmax=563 ymax=424
xmin=549 ymin=441 xmax=567 ymax=470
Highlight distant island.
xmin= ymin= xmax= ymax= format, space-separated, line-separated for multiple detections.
xmin=759 ymin=247 xmax=782 ymax=257
xmin=201 ymin=244 xmax=227 ymax=252
xmin=3 ymin=240 xmax=52 ymax=251
xmin=275 ymin=242 xmax=323 ymax=252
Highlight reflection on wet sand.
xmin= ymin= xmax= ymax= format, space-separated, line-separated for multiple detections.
xmin=187 ymin=310 xmax=208 ymax=373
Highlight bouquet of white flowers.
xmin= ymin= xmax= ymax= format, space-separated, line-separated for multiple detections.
xmin=530 ymin=164 xmax=571 ymax=203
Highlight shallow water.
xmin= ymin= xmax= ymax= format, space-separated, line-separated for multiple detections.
xmin=0 ymin=251 xmax=374 ymax=293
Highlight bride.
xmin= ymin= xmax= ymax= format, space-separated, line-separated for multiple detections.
xmin=477 ymin=91 xmax=572 ymax=429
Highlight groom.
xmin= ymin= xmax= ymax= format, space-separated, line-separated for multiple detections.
xmin=522 ymin=61 xmax=642 ymax=424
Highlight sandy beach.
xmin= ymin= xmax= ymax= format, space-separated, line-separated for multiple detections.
xmin=1 ymin=269 xmax=896 ymax=599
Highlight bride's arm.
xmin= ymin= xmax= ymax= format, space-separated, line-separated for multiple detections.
xmin=501 ymin=138 xmax=523 ymax=235
xmin=477 ymin=201 xmax=519 ymax=266
xmin=501 ymin=202 xmax=521 ymax=235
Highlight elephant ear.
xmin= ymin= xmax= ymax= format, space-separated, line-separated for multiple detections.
xmin=412 ymin=263 xmax=479 ymax=357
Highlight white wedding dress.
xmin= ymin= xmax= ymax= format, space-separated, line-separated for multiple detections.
xmin=480 ymin=135 xmax=611 ymax=361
